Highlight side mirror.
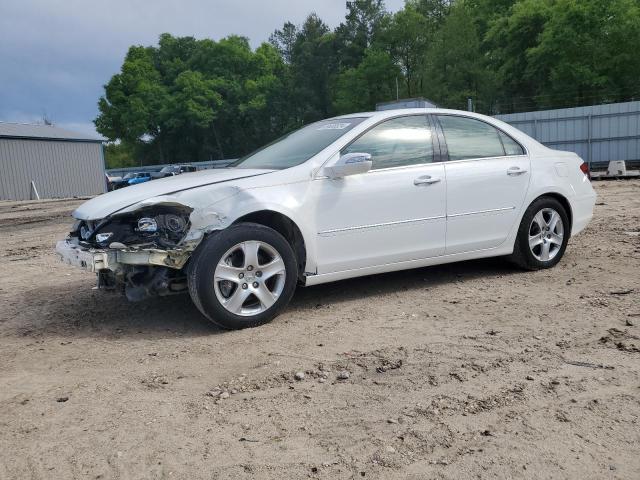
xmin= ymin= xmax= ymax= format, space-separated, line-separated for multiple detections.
xmin=325 ymin=152 xmax=372 ymax=178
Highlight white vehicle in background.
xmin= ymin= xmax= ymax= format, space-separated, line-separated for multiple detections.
xmin=57 ymin=108 xmax=596 ymax=329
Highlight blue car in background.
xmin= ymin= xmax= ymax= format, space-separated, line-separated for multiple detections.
xmin=127 ymin=172 xmax=152 ymax=186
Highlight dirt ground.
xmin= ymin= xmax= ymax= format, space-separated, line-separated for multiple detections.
xmin=0 ymin=181 xmax=638 ymax=480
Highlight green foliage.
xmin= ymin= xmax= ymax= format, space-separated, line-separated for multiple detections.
xmin=96 ymin=34 xmax=290 ymax=164
xmin=269 ymin=22 xmax=298 ymax=64
xmin=334 ymin=49 xmax=400 ymax=113
xmin=424 ymin=1 xmax=495 ymax=110
xmin=376 ymin=5 xmax=430 ymax=96
xmin=527 ymin=0 xmax=640 ymax=107
xmin=289 ymin=14 xmax=338 ymax=122
xmin=95 ymin=0 xmax=640 ymax=165
xmin=104 ymin=142 xmax=138 ymax=169
xmin=335 ymin=0 xmax=388 ymax=69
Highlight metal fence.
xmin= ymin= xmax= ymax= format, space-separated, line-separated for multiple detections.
xmin=496 ymin=101 xmax=640 ymax=169
xmin=106 ymin=159 xmax=235 ymax=178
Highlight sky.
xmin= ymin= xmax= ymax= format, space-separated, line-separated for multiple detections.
xmin=0 ymin=0 xmax=405 ymax=138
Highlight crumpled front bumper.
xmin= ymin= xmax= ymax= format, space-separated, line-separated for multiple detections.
xmin=55 ymin=239 xmax=191 ymax=272
xmin=56 ymin=240 xmax=114 ymax=272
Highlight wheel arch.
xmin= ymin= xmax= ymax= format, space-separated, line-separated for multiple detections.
xmin=530 ymin=192 xmax=573 ymax=234
xmin=232 ymin=210 xmax=307 ymax=281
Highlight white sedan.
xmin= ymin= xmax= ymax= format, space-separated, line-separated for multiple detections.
xmin=57 ymin=108 xmax=596 ymax=329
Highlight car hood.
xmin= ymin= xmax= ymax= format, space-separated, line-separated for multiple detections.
xmin=74 ymin=168 xmax=273 ymax=220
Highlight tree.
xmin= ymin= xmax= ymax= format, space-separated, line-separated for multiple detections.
xmin=333 ymin=48 xmax=399 ymax=113
xmin=423 ymin=1 xmax=496 ymax=110
xmin=289 ymin=14 xmax=338 ymax=122
xmin=96 ymin=1 xmax=640 ymax=166
xmin=95 ymin=45 xmax=167 ymax=145
xmin=527 ymin=0 xmax=640 ymax=108
xmin=269 ymin=22 xmax=298 ymax=64
xmin=485 ymin=0 xmax=553 ymax=112
xmin=104 ymin=142 xmax=138 ymax=169
xmin=95 ymin=34 xmax=291 ymax=165
xmin=377 ymin=5 xmax=429 ymax=97
xmin=485 ymin=0 xmax=640 ymax=112
xmin=159 ymin=70 xmax=222 ymax=162
xmin=464 ymin=0 xmax=517 ymax=37
xmin=408 ymin=0 xmax=452 ymax=33
xmin=335 ymin=0 xmax=388 ymax=69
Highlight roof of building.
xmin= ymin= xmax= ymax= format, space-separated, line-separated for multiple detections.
xmin=0 ymin=122 xmax=104 ymax=143
xmin=376 ymin=97 xmax=438 ymax=110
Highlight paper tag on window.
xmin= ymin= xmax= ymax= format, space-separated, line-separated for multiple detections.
xmin=318 ymin=122 xmax=351 ymax=130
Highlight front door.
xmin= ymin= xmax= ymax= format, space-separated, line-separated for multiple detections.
xmin=311 ymin=115 xmax=447 ymax=274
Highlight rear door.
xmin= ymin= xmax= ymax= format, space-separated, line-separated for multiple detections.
xmin=435 ymin=114 xmax=531 ymax=254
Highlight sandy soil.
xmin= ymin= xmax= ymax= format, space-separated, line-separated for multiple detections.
xmin=0 ymin=181 xmax=638 ymax=480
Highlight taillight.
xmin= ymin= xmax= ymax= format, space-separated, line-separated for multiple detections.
xmin=580 ymin=162 xmax=591 ymax=179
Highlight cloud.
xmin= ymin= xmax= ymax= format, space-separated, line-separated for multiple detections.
xmin=0 ymin=0 xmax=405 ymax=131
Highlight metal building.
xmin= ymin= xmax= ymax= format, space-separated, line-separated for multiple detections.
xmin=376 ymin=97 xmax=438 ymax=111
xmin=496 ymin=101 xmax=640 ymax=169
xmin=0 ymin=122 xmax=106 ymax=200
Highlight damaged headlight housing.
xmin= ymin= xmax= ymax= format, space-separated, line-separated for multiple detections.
xmin=74 ymin=206 xmax=192 ymax=249
xmin=137 ymin=217 xmax=158 ymax=233
xmin=95 ymin=232 xmax=114 ymax=243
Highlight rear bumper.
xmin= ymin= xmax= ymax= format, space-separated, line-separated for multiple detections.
xmin=571 ymin=191 xmax=597 ymax=236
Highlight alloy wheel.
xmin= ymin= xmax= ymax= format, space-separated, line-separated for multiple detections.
xmin=213 ymin=240 xmax=286 ymax=316
xmin=528 ymin=208 xmax=564 ymax=262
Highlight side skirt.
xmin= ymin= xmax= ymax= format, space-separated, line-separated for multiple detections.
xmin=302 ymin=244 xmax=514 ymax=287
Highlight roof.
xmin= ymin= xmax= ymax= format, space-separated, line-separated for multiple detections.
xmin=0 ymin=122 xmax=104 ymax=143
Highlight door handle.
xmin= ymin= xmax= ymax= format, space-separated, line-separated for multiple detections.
xmin=414 ymin=175 xmax=441 ymax=186
xmin=507 ymin=166 xmax=527 ymax=176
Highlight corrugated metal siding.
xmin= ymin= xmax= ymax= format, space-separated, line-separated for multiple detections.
xmin=0 ymin=139 xmax=106 ymax=200
xmin=496 ymin=101 xmax=640 ymax=167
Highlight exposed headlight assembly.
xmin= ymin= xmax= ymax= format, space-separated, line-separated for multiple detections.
xmin=164 ymin=214 xmax=187 ymax=233
xmin=130 ymin=207 xmax=192 ymax=247
xmin=95 ymin=232 xmax=113 ymax=244
xmin=75 ymin=206 xmax=192 ymax=249
xmin=137 ymin=217 xmax=158 ymax=233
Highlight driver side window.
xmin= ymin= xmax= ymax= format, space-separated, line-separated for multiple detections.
xmin=342 ymin=115 xmax=434 ymax=170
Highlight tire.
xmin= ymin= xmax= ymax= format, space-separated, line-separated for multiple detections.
xmin=509 ymin=197 xmax=570 ymax=270
xmin=187 ymin=222 xmax=298 ymax=329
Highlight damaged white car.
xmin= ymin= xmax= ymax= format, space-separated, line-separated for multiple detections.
xmin=57 ymin=108 xmax=596 ymax=329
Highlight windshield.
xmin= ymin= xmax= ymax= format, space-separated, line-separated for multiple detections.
xmin=160 ymin=166 xmax=177 ymax=173
xmin=233 ymin=117 xmax=366 ymax=170
xmin=123 ymin=173 xmax=135 ymax=179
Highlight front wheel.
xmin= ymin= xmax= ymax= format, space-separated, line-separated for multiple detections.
xmin=187 ymin=223 xmax=298 ymax=329
xmin=509 ymin=197 xmax=570 ymax=270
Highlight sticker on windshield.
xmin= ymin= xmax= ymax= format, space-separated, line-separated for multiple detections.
xmin=317 ymin=122 xmax=351 ymax=130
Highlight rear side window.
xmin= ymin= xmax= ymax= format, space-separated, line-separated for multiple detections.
xmin=438 ymin=115 xmax=506 ymax=161
xmin=499 ymin=131 xmax=525 ymax=156
xmin=343 ymin=115 xmax=434 ymax=170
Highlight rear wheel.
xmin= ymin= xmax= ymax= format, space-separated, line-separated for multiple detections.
xmin=187 ymin=223 xmax=298 ymax=329
xmin=510 ymin=197 xmax=570 ymax=270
